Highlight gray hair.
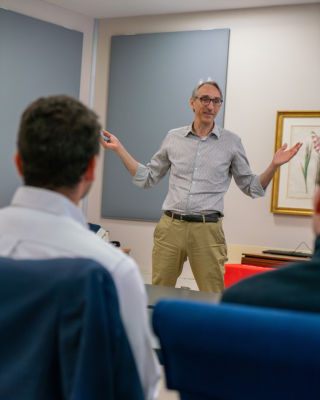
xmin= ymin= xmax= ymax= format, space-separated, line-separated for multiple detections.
xmin=191 ymin=78 xmax=223 ymax=101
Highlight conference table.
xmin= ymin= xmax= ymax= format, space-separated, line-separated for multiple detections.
xmin=145 ymin=284 xmax=221 ymax=350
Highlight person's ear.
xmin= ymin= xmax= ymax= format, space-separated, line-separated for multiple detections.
xmin=190 ymin=97 xmax=195 ymax=112
xmin=14 ymin=152 xmax=24 ymax=177
xmin=84 ymin=155 xmax=97 ymax=182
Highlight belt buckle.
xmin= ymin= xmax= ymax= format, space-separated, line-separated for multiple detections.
xmin=180 ymin=214 xmax=188 ymax=221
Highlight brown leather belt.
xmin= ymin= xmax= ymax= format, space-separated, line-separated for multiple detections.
xmin=164 ymin=210 xmax=220 ymax=223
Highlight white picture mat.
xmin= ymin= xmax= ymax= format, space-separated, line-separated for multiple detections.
xmin=278 ymin=117 xmax=320 ymax=209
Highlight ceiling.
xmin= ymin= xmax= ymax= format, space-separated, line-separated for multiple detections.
xmin=41 ymin=0 xmax=319 ymax=19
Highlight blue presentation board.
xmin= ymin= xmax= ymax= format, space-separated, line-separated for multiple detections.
xmin=101 ymin=29 xmax=230 ymax=221
xmin=0 ymin=8 xmax=83 ymax=207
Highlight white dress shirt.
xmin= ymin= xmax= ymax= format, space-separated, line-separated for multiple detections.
xmin=0 ymin=186 xmax=160 ymax=400
xmin=133 ymin=124 xmax=266 ymax=216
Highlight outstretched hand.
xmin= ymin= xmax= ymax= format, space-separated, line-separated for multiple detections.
xmin=272 ymin=142 xmax=303 ymax=167
xmin=260 ymin=141 xmax=303 ymax=189
xmin=100 ymin=130 xmax=121 ymax=152
xmin=100 ymin=130 xmax=139 ymax=175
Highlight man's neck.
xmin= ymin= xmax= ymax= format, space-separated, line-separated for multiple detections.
xmin=193 ymin=120 xmax=215 ymax=139
xmin=53 ymin=187 xmax=80 ymax=206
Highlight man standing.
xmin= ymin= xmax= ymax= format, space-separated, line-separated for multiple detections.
xmin=101 ymin=79 xmax=302 ymax=293
xmin=0 ymin=95 xmax=160 ymax=400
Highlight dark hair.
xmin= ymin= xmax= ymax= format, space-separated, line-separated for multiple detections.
xmin=17 ymin=95 xmax=101 ymax=189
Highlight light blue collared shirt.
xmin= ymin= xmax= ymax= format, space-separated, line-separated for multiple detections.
xmin=0 ymin=186 xmax=160 ymax=400
xmin=133 ymin=124 xmax=266 ymax=216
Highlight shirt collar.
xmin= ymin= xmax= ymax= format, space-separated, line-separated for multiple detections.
xmin=185 ymin=123 xmax=220 ymax=139
xmin=11 ymin=186 xmax=88 ymax=228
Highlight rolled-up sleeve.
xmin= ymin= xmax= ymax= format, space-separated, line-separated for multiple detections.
xmin=133 ymin=136 xmax=171 ymax=189
xmin=231 ymin=139 xmax=267 ymax=199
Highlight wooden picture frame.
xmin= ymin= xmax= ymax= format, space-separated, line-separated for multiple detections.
xmin=271 ymin=111 xmax=320 ymax=216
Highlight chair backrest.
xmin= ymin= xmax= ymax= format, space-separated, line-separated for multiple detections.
xmin=0 ymin=257 xmax=143 ymax=400
xmin=153 ymin=299 xmax=320 ymax=400
xmin=88 ymin=222 xmax=101 ymax=233
xmin=88 ymin=222 xmax=111 ymax=242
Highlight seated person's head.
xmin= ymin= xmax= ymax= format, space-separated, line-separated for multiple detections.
xmin=15 ymin=95 xmax=101 ymax=201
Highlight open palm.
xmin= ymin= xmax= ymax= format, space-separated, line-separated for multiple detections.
xmin=273 ymin=142 xmax=303 ymax=167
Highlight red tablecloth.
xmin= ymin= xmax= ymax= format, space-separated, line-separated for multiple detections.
xmin=224 ymin=264 xmax=275 ymax=288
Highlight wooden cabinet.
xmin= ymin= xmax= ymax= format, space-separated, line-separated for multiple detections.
xmin=241 ymin=253 xmax=310 ymax=268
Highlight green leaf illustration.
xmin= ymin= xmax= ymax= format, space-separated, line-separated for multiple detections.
xmin=300 ymin=142 xmax=313 ymax=193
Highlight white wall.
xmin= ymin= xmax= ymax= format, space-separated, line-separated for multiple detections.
xmin=0 ymin=0 xmax=95 ymax=106
xmin=88 ymin=4 xmax=320 ymax=278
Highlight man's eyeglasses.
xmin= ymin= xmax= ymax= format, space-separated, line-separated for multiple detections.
xmin=195 ymin=97 xmax=223 ymax=107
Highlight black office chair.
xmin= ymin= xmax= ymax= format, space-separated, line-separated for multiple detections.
xmin=0 ymin=257 xmax=143 ymax=400
xmin=153 ymin=299 xmax=320 ymax=400
xmin=88 ymin=223 xmax=120 ymax=247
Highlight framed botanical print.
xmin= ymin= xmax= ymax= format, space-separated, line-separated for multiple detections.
xmin=271 ymin=111 xmax=320 ymax=216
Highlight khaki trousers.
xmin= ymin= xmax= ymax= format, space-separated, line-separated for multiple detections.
xmin=152 ymin=213 xmax=228 ymax=293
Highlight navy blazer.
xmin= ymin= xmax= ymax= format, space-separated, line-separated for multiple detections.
xmin=222 ymin=236 xmax=320 ymax=313
xmin=0 ymin=257 xmax=144 ymax=400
